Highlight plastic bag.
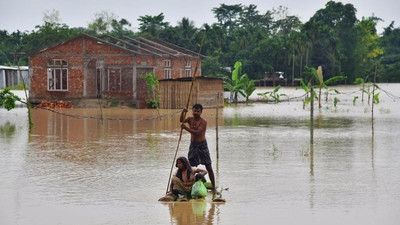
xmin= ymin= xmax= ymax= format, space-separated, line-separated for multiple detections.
xmin=191 ymin=180 xmax=207 ymax=198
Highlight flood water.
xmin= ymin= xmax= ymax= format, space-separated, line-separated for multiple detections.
xmin=1 ymin=84 xmax=400 ymax=225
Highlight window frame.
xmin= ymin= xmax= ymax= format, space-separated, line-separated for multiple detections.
xmin=47 ymin=59 xmax=68 ymax=91
xmin=185 ymin=68 xmax=191 ymax=78
xmin=164 ymin=68 xmax=172 ymax=79
xmin=164 ymin=59 xmax=172 ymax=79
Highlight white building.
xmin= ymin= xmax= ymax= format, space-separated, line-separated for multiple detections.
xmin=0 ymin=65 xmax=29 ymax=89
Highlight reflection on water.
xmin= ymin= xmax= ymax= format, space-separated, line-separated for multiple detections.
xmin=1 ymin=84 xmax=400 ymax=225
xmin=165 ymin=199 xmax=219 ymax=225
xmin=0 ymin=121 xmax=16 ymax=139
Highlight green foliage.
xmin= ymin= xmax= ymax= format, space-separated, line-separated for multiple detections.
xmin=201 ymin=55 xmax=227 ymax=78
xmin=224 ymin=61 xmax=255 ymax=103
xmin=257 ymin=85 xmax=287 ymax=103
xmin=231 ymin=61 xmax=242 ymax=83
xmin=353 ymin=17 xmax=384 ymax=82
xmin=302 ymin=66 xmax=317 ymax=84
xmin=0 ymin=30 xmax=25 ymax=65
xmin=373 ymin=92 xmax=380 ymax=104
xmin=238 ymin=74 xmax=256 ymax=102
xmin=0 ymin=3 xmax=400 ymax=82
xmin=0 ymin=121 xmax=16 ymax=139
xmin=8 ymin=83 xmax=28 ymax=90
xmin=353 ymin=77 xmax=365 ymax=85
xmin=0 ymin=88 xmax=21 ymax=111
xmin=141 ymin=72 xmax=161 ymax=109
xmin=137 ymin=13 xmax=170 ymax=38
xmin=380 ymin=23 xmax=400 ymax=82
xmin=298 ymin=78 xmax=318 ymax=109
xmin=333 ymin=97 xmax=340 ymax=107
xmin=353 ymin=96 xmax=359 ymax=105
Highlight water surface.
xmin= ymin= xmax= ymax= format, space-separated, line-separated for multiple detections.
xmin=1 ymin=84 xmax=400 ymax=225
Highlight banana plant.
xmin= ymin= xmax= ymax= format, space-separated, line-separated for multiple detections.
xmin=324 ymin=76 xmax=346 ymax=102
xmin=354 ymin=78 xmax=380 ymax=105
xmin=316 ymin=66 xmax=324 ymax=108
xmin=333 ymin=97 xmax=340 ymax=107
xmin=238 ymin=74 xmax=256 ymax=102
xmin=298 ymin=78 xmax=317 ymax=109
xmin=257 ymin=85 xmax=287 ymax=103
xmin=315 ymin=66 xmax=346 ymax=108
xmin=354 ymin=77 xmax=367 ymax=103
xmin=373 ymin=84 xmax=381 ymax=104
xmin=353 ymin=96 xmax=359 ymax=105
xmin=223 ymin=61 xmax=255 ymax=103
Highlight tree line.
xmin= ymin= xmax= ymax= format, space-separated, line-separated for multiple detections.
xmin=1 ymin=1 xmax=399 ymax=84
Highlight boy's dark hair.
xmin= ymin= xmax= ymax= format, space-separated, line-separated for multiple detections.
xmin=192 ymin=103 xmax=203 ymax=111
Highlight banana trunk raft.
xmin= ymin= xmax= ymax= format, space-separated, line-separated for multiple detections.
xmin=159 ymin=182 xmax=227 ymax=203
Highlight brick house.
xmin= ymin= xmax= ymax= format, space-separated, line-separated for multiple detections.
xmin=28 ymin=34 xmax=204 ymax=108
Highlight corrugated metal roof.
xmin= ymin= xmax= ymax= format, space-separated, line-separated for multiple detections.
xmin=0 ymin=65 xmax=29 ymax=70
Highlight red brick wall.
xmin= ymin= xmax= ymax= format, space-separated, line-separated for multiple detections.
xmin=29 ymin=36 xmax=135 ymax=103
xmin=30 ymin=55 xmax=85 ymax=101
xmin=29 ymin=35 xmax=203 ymax=108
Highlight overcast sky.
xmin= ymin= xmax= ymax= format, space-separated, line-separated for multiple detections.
xmin=0 ymin=0 xmax=398 ymax=34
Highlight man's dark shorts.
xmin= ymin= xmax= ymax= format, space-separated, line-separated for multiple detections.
xmin=188 ymin=140 xmax=212 ymax=166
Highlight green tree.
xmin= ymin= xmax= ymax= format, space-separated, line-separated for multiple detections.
xmin=303 ymin=1 xmax=358 ymax=81
xmin=353 ymin=17 xmax=384 ymax=82
xmin=22 ymin=22 xmax=81 ymax=54
xmin=212 ymin=4 xmax=243 ymax=34
xmin=0 ymin=30 xmax=25 ymax=65
xmin=137 ymin=13 xmax=170 ymax=38
xmin=380 ymin=22 xmax=400 ymax=82
xmin=87 ymin=11 xmax=118 ymax=35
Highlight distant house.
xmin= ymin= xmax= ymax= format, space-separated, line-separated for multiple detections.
xmin=28 ymin=34 xmax=209 ymax=108
xmin=0 ymin=65 xmax=29 ymax=89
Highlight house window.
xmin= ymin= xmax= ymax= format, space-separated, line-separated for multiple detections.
xmin=185 ymin=69 xmax=191 ymax=77
xmin=47 ymin=59 xmax=68 ymax=91
xmin=164 ymin=68 xmax=171 ymax=79
xmin=108 ymin=68 xmax=121 ymax=91
xmin=164 ymin=59 xmax=171 ymax=79
xmin=185 ymin=60 xmax=192 ymax=77
xmin=48 ymin=59 xmax=68 ymax=66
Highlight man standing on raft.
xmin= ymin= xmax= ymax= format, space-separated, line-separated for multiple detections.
xmin=180 ymin=103 xmax=219 ymax=196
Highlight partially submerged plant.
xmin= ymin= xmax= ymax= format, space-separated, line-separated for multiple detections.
xmin=315 ymin=66 xmax=346 ymax=108
xmin=373 ymin=91 xmax=380 ymax=104
xmin=299 ymin=78 xmax=317 ymax=109
xmin=354 ymin=77 xmax=367 ymax=103
xmin=257 ymin=85 xmax=287 ymax=103
xmin=333 ymin=97 xmax=340 ymax=107
xmin=353 ymin=96 xmax=359 ymax=105
xmin=223 ymin=61 xmax=255 ymax=103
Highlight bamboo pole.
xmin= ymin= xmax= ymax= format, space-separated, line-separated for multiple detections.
xmin=371 ymin=65 xmax=377 ymax=169
xmin=216 ymin=93 xmax=219 ymax=160
xmin=372 ymin=66 xmax=376 ymax=131
xmin=310 ymin=83 xmax=314 ymax=176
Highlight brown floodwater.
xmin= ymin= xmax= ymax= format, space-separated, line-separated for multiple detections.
xmin=1 ymin=84 xmax=400 ymax=225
